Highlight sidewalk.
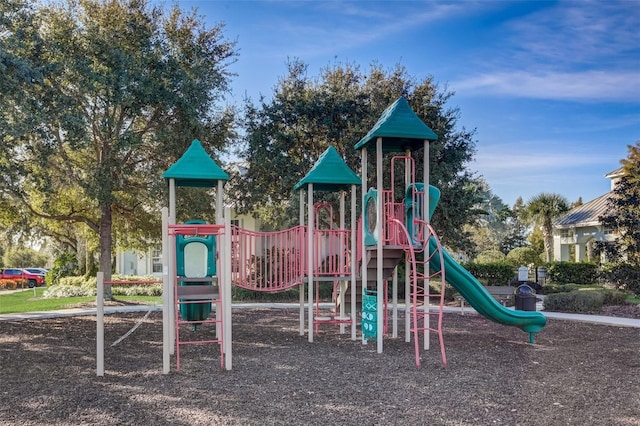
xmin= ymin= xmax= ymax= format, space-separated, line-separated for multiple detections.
xmin=1 ymin=302 xmax=639 ymax=328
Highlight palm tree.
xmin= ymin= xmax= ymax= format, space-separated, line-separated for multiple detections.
xmin=523 ymin=193 xmax=569 ymax=262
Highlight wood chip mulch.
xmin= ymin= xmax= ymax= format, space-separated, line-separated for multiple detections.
xmin=1 ymin=308 xmax=639 ymax=426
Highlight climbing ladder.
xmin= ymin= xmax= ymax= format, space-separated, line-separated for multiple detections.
xmin=390 ymin=218 xmax=447 ymax=368
xmin=168 ymin=223 xmax=226 ymax=371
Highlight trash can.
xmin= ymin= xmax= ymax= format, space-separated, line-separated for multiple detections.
xmin=515 ymin=284 xmax=536 ymax=311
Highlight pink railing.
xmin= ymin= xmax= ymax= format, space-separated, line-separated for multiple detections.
xmin=311 ymin=228 xmax=352 ymax=277
xmin=231 ymin=225 xmax=306 ymax=292
xmin=230 ymin=225 xmax=354 ymax=291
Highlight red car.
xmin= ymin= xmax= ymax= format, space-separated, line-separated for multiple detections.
xmin=0 ymin=268 xmax=46 ymax=288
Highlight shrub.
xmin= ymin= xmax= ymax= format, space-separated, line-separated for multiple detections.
xmin=541 ymin=283 xmax=585 ymax=294
xmin=543 ymin=291 xmax=604 ymax=313
xmin=43 ymin=285 xmax=95 ymax=298
xmin=462 ymin=262 xmax=514 ymax=286
xmin=543 ymin=289 xmax=629 ymax=313
xmin=600 ymin=289 xmax=628 ymax=306
xmin=599 ymin=263 xmax=640 ymax=296
xmin=112 ymin=285 xmax=162 ymax=297
xmin=0 ymin=279 xmax=18 ymax=290
xmin=546 ymin=262 xmax=598 ymax=284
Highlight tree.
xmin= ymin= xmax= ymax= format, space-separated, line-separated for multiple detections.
xmin=499 ymin=197 xmax=529 ymax=255
xmin=0 ymin=0 xmax=237 ymax=297
xmin=599 ymin=141 xmax=640 ymax=266
xmin=2 ymin=247 xmax=47 ymax=268
xmin=465 ymin=179 xmax=511 ymax=258
xmin=234 ymin=60 xmax=481 ymax=252
xmin=523 ymin=193 xmax=569 ymax=262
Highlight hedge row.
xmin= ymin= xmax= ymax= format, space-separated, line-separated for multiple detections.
xmin=461 ymin=262 xmax=515 ymax=286
xmin=543 ymin=289 xmax=628 ymax=313
xmin=546 ymin=262 xmax=598 ymax=285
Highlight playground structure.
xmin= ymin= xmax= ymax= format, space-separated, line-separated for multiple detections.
xmin=96 ymin=97 xmax=547 ymax=375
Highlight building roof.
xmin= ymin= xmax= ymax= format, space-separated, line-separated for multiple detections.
xmin=162 ymin=139 xmax=229 ymax=187
xmin=554 ymin=192 xmax=613 ymax=228
xmin=353 ymin=97 xmax=438 ymax=152
xmin=293 ymin=146 xmax=361 ymax=192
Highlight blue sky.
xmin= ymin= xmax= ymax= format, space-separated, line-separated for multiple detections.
xmin=167 ymin=0 xmax=639 ymax=207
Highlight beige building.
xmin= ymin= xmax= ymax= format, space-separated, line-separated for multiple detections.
xmin=552 ymin=168 xmax=623 ymax=262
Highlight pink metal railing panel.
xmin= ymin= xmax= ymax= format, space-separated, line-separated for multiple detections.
xmin=312 ymin=228 xmax=352 ymax=276
xmin=231 ymin=225 xmax=306 ymax=292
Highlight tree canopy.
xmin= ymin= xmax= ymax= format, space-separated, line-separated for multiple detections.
xmin=523 ymin=193 xmax=569 ymax=262
xmin=232 ymin=60 xmax=482 ymax=252
xmin=599 ymin=141 xmax=640 ymax=266
xmin=0 ymin=0 xmax=237 ymax=290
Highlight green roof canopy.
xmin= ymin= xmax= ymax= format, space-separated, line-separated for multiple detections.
xmin=163 ymin=139 xmax=229 ymax=188
xmin=294 ymin=146 xmax=361 ymax=192
xmin=354 ymin=97 xmax=438 ymax=152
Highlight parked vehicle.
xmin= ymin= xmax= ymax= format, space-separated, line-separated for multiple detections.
xmin=0 ymin=268 xmax=46 ymax=288
xmin=24 ymin=268 xmax=49 ymax=276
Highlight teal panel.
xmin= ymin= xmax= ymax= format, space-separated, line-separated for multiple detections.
xmin=361 ymin=289 xmax=377 ymax=338
xmin=363 ymin=188 xmax=378 ymax=246
xmin=404 ymin=183 xmax=441 ymax=244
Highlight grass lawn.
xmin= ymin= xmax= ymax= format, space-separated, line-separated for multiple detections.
xmin=0 ymin=288 xmax=161 ymax=314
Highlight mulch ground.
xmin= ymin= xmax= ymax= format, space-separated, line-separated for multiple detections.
xmin=1 ymin=308 xmax=639 ymax=426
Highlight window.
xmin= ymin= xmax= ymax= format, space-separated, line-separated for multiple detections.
xmin=151 ymin=245 xmax=163 ymax=273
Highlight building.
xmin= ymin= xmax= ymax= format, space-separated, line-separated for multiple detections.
xmin=552 ymin=168 xmax=623 ymax=262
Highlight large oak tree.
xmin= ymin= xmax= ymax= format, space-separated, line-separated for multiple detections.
xmin=0 ymin=0 xmax=237 ymax=294
xmin=232 ymin=60 xmax=482 ymax=252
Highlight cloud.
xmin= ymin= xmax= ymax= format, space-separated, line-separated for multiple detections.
xmin=453 ymin=1 xmax=640 ymax=103
xmin=472 ymin=141 xmax=621 ymax=174
xmin=261 ymin=2 xmax=477 ymax=58
xmin=452 ymin=70 xmax=640 ymax=102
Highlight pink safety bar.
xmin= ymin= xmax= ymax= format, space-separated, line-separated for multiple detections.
xmin=168 ymin=223 xmax=225 ymax=236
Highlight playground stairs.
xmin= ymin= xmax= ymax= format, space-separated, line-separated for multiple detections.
xmin=338 ymin=246 xmax=405 ymax=312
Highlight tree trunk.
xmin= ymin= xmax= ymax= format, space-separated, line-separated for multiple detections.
xmin=100 ymin=203 xmax=113 ymax=300
xmin=543 ymin=221 xmax=553 ymax=262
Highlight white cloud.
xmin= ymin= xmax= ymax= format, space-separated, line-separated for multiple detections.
xmin=452 ymin=70 xmax=640 ymax=102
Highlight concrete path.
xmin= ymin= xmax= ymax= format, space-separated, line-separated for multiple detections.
xmin=1 ymin=302 xmax=639 ymax=328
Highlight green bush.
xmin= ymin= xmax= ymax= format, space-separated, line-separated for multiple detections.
xmin=546 ymin=262 xmax=598 ymax=284
xmin=543 ymin=289 xmax=629 ymax=313
xmin=600 ymin=263 xmax=640 ymax=296
xmin=600 ymin=289 xmax=628 ymax=306
xmin=541 ymin=283 xmax=586 ymax=295
xmin=543 ymin=291 xmax=604 ymax=313
xmin=462 ymin=262 xmax=514 ymax=286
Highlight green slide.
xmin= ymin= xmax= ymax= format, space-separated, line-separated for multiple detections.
xmin=407 ymin=183 xmax=547 ymax=341
xmin=430 ymin=240 xmax=547 ymax=339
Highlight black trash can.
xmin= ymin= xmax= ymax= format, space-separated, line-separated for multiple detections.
xmin=515 ymin=284 xmax=536 ymax=311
